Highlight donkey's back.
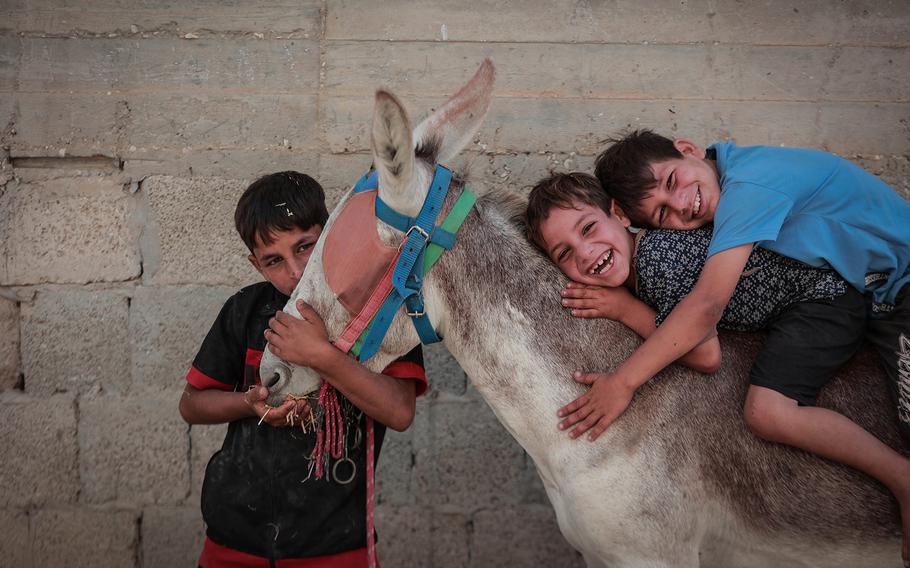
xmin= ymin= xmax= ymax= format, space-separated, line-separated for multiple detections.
xmin=552 ymin=321 xmax=904 ymax=567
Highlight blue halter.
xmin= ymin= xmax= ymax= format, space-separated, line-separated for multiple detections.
xmin=349 ymin=165 xmax=460 ymax=362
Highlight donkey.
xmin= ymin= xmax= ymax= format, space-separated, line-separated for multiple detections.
xmin=260 ymin=60 xmax=905 ymax=567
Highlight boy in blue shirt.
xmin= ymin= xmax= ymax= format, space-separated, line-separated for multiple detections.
xmin=559 ymin=131 xmax=909 ymax=561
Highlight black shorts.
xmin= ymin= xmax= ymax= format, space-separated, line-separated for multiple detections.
xmin=750 ymin=287 xmax=866 ymax=406
xmin=865 ymin=284 xmax=910 ymax=431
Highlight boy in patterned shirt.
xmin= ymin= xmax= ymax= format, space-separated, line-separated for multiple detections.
xmin=567 ymin=130 xmax=910 ymax=562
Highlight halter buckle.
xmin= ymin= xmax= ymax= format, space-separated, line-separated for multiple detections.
xmin=399 ymin=224 xmax=430 ymax=251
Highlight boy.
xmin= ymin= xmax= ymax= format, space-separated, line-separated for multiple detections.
xmin=179 ymin=171 xmax=426 ymax=568
xmin=525 ymin=172 xmax=855 ymax=375
xmin=563 ymin=130 xmax=909 ymax=560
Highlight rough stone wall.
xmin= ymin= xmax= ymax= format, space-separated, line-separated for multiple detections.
xmin=0 ymin=1 xmax=908 ymax=567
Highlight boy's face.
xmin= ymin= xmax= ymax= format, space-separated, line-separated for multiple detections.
xmin=248 ymin=225 xmax=322 ymax=297
xmin=636 ymin=139 xmax=721 ymax=230
xmin=539 ymin=201 xmax=635 ymax=288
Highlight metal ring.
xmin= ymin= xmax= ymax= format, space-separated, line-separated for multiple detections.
xmin=332 ymin=457 xmax=357 ymax=485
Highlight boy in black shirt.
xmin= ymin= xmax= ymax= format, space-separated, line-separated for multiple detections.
xmin=179 ymin=171 xmax=426 ymax=568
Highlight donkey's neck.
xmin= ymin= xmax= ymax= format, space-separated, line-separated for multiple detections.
xmin=429 ymin=192 xmax=636 ymax=469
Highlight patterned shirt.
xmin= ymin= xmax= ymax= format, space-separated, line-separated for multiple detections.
xmin=635 ymin=225 xmax=848 ymax=332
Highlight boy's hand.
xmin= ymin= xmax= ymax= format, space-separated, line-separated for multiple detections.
xmin=557 ymin=371 xmax=635 ymax=441
xmin=265 ymin=300 xmax=335 ymax=369
xmin=244 ymin=385 xmax=310 ymax=428
xmin=561 ymin=282 xmax=633 ymax=321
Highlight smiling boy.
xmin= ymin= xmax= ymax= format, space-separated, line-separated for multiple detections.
xmin=563 ymin=130 xmax=910 ymax=562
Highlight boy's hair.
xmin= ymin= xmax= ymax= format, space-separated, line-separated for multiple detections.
xmin=525 ymin=172 xmax=612 ymax=251
xmin=594 ymin=129 xmax=682 ymax=226
xmin=235 ymin=171 xmax=329 ymax=252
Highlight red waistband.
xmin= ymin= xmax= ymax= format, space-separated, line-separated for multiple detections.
xmin=199 ymin=538 xmax=374 ymax=568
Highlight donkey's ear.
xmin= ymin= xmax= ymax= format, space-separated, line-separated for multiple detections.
xmin=372 ymin=90 xmax=415 ymax=196
xmin=413 ymin=59 xmax=495 ymax=165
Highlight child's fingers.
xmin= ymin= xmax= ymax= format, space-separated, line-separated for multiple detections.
xmin=569 ymin=411 xmax=600 ymax=438
xmin=569 ymin=308 xmax=603 ymax=318
xmin=572 ymin=371 xmax=598 ymax=385
xmin=557 ymin=391 xmax=589 ymax=417
xmin=561 ymin=297 xmax=595 ymax=308
xmin=559 ymin=403 xmax=593 ymax=431
xmin=268 ymin=316 xmax=290 ymax=336
xmin=561 ymin=287 xmax=595 ymax=299
xmin=296 ymin=299 xmax=318 ymax=319
xmin=587 ymin=416 xmax=612 ymax=441
xmin=265 ymin=400 xmax=296 ymax=427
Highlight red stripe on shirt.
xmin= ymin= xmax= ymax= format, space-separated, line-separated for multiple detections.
xmin=186 ymin=366 xmax=234 ymax=391
xmin=245 ymin=348 xmax=263 ymax=369
xmin=199 ymin=538 xmax=373 ymax=568
xmin=381 ymin=360 xmax=428 ymax=397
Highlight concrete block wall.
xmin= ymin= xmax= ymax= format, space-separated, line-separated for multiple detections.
xmin=1 ymin=1 xmax=908 ymax=566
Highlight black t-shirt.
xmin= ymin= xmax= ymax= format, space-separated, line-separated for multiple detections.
xmin=187 ymin=282 xmax=426 ymax=561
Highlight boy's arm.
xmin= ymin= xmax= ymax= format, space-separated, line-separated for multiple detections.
xmin=266 ymin=300 xmax=419 ymax=432
xmin=179 ymin=383 xmax=304 ymax=427
xmin=559 ymin=243 xmax=752 ymax=440
xmin=561 ymin=284 xmax=721 ymax=374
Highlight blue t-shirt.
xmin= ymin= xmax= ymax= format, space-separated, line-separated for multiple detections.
xmin=707 ymin=141 xmax=910 ymax=313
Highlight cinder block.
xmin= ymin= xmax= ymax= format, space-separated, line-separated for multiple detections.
xmin=30 ymin=508 xmax=138 ymax=568
xmin=79 ymin=392 xmax=190 ymax=505
xmin=376 ymin=398 xmax=436 ymax=508
xmin=849 ymin=154 xmax=910 ymax=201
xmin=141 ymin=506 xmax=205 ymax=568
xmin=21 ymin=289 xmax=130 ymax=396
xmin=12 ymin=93 xmax=120 ymax=156
xmin=0 ymin=298 xmax=19 ymax=391
xmin=818 ymin=103 xmax=910 ymax=155
xmin=315 ymin=151 xmax=595 ymax=206
xmin=327 ymin=42 xmax=909 ymax=103
xmin=130 ymin=286 xmax=237 ymax=392
xmin=471 ymin=505 xmax=584 ymax=568
xmin=708 ymin=0 xmax=910 ymax=46
xmin=2 ymin=177 xmax=141 ymax=285
xmin=423 ymin=343 xmax=466 ymax=397
xmin=374 ymin=505 xmax=432 ymax=567
xmin=189 ymin=422 xmax=227 ymax=499
xmin=326 ymin=0 xmax=910 ymax=45
xmin=376 ymin=425 xmax=416 ymax=507
xmin=141 ymin=175 xmax=260 ymax=286
xmin=326 ymin=96 xmax=875 ymax=157
xmin=128 ymin=93 xmax=318 ymax=150
xmin=414 ymin=399 xmax=526 ymax=510
xmin=316 ymin=153 xmax=374 ymax=208
xmin=18 ymin=38 xmax=319 ymax=93
xmin=0 ymin=509 xmax=32 ymax=568
xmin=0 ymin=37 xmax=19 ymax=91
xmin=123 ymin=148 xmax=319 ymax=181
xmin=0 ymin=392 xmax=79 ymax=508
xmin=5 ymin=0 xmax=322 ymax=37
xmin=429 ymin=510 xmax=470 ymax=568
